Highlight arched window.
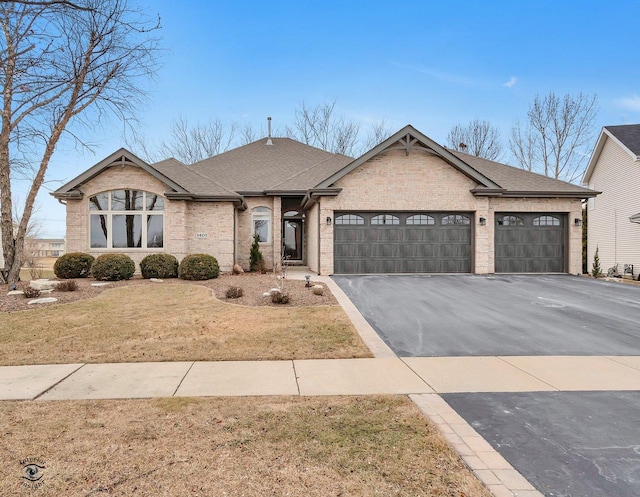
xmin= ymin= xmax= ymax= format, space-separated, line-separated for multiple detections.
xmin=406 ymin=214 xmax=435 ymax=225
xmin=441 ymin=214 xmax=470 ymax=225
xmin=335 ymin=214 xmax=364 ymax=225
xmin=497 ymin=215 xmax=524 ymax=226
xmin=371 ymin=214 xmax=400 ymax=225
xmin=252 ymin=206 xmax=272 ymax=242
xmin=89 ymin=190 xmax=164 ymax=249
xmin=533 ymin=215 xmax=560 ymax=226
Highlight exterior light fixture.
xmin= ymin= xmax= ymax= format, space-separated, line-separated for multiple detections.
xmin=326 ymin=216 xmax=332 ymax=226
xmin=479 ymin=217 xmax=487 ymax=226
xmin=305 ymin=275 xmax=311 ymax=288
xmin=574 ymin=218 xmax=582 ymax=226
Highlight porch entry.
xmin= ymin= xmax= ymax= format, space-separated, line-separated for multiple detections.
xmin=283 ymin=218 xmax=303 ymax=261
xmin=281 ymin=197 xmax=306 ymax=263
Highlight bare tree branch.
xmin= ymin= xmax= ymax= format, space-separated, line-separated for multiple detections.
xmin=446 ymin=119 xmax=502 ymax=161
xmin=0 ymin=0 xmax=160 ymax=284
xmin=509 ymin=92 xmax=598 ymax=182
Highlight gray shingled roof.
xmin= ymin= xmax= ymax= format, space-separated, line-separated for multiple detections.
xmin=448 ymin=149 xmax=595 ymax=196
xmin=152 ymin=158 xmax=239 ymax=197
xmin=188 ymin=138 xmax=352 ymax=192
xmin=604 ymin=124 xmax=640 ymax=157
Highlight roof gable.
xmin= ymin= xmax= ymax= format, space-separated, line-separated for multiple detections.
xmin=583 ymin=125 xmax=640 ymax=184
xmin=52 ymin=148 xmax=242 ymax=202
xmin=52 ymin=148 xmax=188 ymax=199
xmin=315 ymin=125 xmax=503 ymax=191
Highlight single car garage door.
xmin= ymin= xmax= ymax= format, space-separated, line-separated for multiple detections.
xmin=495 ymin=213 xmax=565 ymax=273
xmin=333 ymin=212 xmax=472 ymax=274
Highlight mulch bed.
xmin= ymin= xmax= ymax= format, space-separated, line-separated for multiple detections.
xmin=0 ymin=272 xmax=335 ymax=312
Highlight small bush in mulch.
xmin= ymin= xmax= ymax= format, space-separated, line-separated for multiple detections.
xmin=271 ymin=290 xmax=290 ymax=304
xmin=56 ymin=280 xmax=78 ymax=292
xmin=54 ymin=252 xmax=95 ymax=279
xmin=140 ymin=254 xmax=179 ymax=279
xmin=91 ymin=254 xmax=136 ymax=281
xmin=178 ymin=254 xmax=220 ymax=281
xmin=22 ymin=286 xmax=41 ymax=298
xmin=226 ymin=286 xmax=244 ymax=299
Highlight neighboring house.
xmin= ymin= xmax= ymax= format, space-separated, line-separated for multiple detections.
xmin=52 ymin=125 xmax=596 ymax=275
xmin=583 ymin=124 xmax=640 ymax=279
xmin=24 ymin=238 xmax=67 ymax=258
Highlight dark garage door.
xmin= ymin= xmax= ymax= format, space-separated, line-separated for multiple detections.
xmin=333 ymin=212 xmax=472 ymax=274
xmin=495 ymin=213 xmax=565 ymax=273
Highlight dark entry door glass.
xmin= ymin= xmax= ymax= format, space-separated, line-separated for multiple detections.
xmin=283 ymin=219 xmax=303 ymax=260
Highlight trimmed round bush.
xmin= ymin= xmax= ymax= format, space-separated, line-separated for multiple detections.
xmin=53 ymin=252 xmax=95 ymax=279
xmin=178 ymin=254 xmax=220 ymax=281
xmin=91 ymin=253 xmax=136 ymax=281
xmin=140 ymin=254 xmax=178 ymax=279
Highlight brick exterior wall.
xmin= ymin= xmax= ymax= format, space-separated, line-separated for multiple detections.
xmin=236 ymin=197 xmax=275 ymax=271
xmin=64 ymin=165 xmax=236 ymax=272
xmin=314 ymin=148 xmax=582 ymax=275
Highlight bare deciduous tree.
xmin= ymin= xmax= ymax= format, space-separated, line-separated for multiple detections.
xmin=285 ymin=100 xmax=361 ymax=156
xmin=509 ymin=92 xmax=598 ymax=182
xmin=446 ymin=119 xmax=502 ymax=161
xmin=0 ymin=0 xmax=160 ymax=284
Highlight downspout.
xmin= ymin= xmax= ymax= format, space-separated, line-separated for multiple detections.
xmin=317 ymin=197 xmax=321 ymax=275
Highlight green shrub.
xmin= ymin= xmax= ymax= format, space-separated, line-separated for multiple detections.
xmin=91 ymin=253 xmax=136 ymax=281
xmin=140 ymin=254 xmax=178 ymax=279
xmin=53 ymin=252 xmax=95 ymax=279
xmin=226 ymin=286 xmax=243 ymax=299
xmin=178 ymin=254 xmax=220 ymax=281
xmin=249 ymin=233 xmax=265 ymax=272
xmin=592 ymin=246 xmax=602 ymax=278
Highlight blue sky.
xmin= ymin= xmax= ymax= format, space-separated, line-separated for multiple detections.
xmin=29 ymin=0 xmax=640 ymax=237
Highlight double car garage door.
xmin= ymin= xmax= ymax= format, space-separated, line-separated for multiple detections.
xmin=333 ymin=211 xmax=565 ymax=274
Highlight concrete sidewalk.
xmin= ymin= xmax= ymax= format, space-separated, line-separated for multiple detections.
xmin=4 ymin=269 xmax=639 ymax=497
xmin=3 ymin=355 xmax=640 ymax=401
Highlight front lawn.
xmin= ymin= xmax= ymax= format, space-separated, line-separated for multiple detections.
xmin=0 ymin=283 xmax=371 ymax=365
xmin=0 ymin=396 xmax=491 ymax=496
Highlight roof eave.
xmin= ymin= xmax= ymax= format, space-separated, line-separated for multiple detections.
xmin=50 ymin=189 xmax=83 ymax=200
xmin=498 ymin=190 xmax=600 ymax=198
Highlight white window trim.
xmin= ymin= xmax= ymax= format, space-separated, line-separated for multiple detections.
xmin=252 ymin=206 xmax=272 ymax=244
xmin=88 ymin=190 xmax=165 ymax=251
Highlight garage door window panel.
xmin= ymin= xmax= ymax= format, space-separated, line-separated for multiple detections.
xmin=371 ymin=214 xmax=400 ymax=225
xmin=335 ymin=214 xmax=365 ymax=225
xmin=497 ymin=215 xmax=524 ymax=226
xmin=442 ymin=214 xmax=471 ymax=225
xmin=533 ymin=215 xmax=561 ymax=226
xmin=407 ymin=214 xmax=435 ymax=225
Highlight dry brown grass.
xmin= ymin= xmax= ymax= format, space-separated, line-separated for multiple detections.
xmin=0 ymin=396 xmax=491 ymax=497
xmin=0 ymin=283 xmax=371 ymax=365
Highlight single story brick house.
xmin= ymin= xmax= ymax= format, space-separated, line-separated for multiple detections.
xmin=52 ymin=125 xmax=596 ymax=275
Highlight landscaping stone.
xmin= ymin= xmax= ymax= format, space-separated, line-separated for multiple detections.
xmin=91 ymin=282 xmax=111 ymax=287
xmin=232 ymin=264 xmax=244 ymax=275
xmin=312 ymin=285 xmax=324 ymax=296
xmin=28 ymin=297 xmax=58 ymax=305
xmin=7 ymin=290 xmax=24 ymax=296
xmin=150 ymin=278 xmax=163 ymax=283
xmin=29 ymin=279 xmax=60 ymax=291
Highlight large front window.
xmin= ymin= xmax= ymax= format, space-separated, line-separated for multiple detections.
xmin=89 ymin=190 xmax=164 ymax=249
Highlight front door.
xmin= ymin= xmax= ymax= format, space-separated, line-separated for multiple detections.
xmin=283 ymin=219 xmax=303 ymax=261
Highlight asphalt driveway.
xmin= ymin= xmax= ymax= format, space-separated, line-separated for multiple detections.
xmin=334 ymin=273 xmax=640 ymax=496
xmin=444 ymin=391 xmax=640 ymax=497
xmin=332 ymin=274 xmax=640 ymax=357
